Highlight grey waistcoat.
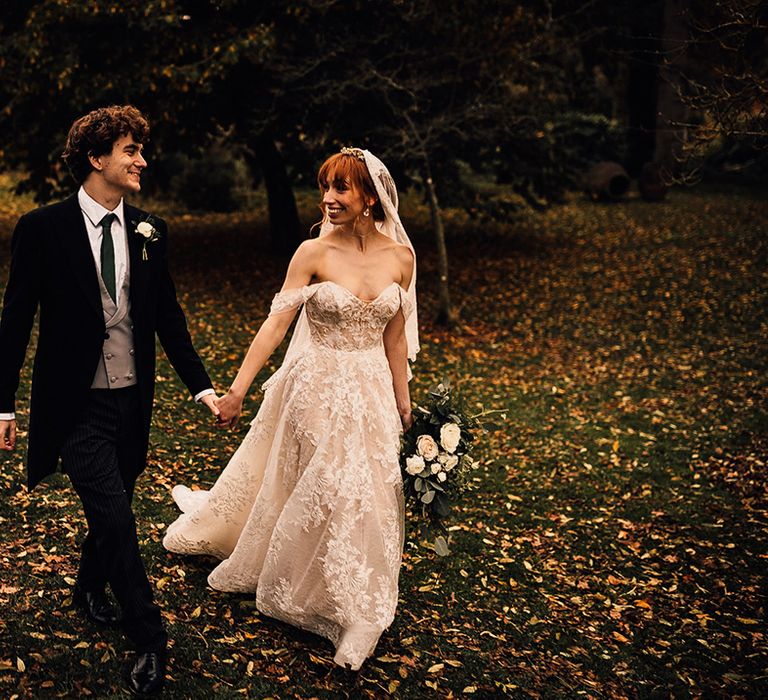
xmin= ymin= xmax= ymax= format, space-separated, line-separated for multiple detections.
xmin=91 ymin=245 xmax=137 ymax=390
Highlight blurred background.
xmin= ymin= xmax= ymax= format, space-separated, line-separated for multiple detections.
xmin=1 ymin=0 xmax=764 ymax=324
xmin=0 ymin=2 xmax=765 ymax=229
xmin=0 ymin=3 xmax=766 ymax=698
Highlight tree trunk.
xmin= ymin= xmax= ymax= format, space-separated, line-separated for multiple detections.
xmin=624 ymin=1 xmax=665 ymax=176
xmin=251 ymin=135 xmax=303 ymax=256
xmin=654 ymin=0 xmax=691 ymax=179
xmin=421 ymin=160 xmax=456 ymax=327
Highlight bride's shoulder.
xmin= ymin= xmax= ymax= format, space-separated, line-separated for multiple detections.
xmin=292 ymin=237 xmax=329 ymax=264
xmin=391 ymin=240 xmax=414 ymax=260
xmin=390 ymin=241 xmax=414 ymax=267
xmin=390 ymin=242 xmax=414 ymax=286
xmin=283 ymin=238 xmax=328 ymax=285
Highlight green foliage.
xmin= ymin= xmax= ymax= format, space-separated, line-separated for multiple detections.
xmin=0 ymin=1 xmax=273 ymax=199
xmin=493 ymin=112 xmax=628 ymax=209
xmin=166 ymin=145 xmax=255 ymax=213
xmin=0 ymin=0 xmax=617 ymax=220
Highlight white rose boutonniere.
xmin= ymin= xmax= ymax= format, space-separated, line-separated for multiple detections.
xmin=440 ymin=423 xmax=461 ymax=453
xmin=133 ymin=217 xmax=161 ymax=261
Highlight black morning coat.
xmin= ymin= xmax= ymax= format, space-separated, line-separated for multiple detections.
xmin=0 ymin=194 xmax=213 ymax=489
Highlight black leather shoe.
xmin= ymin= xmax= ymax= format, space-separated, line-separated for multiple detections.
xmin=72 ymin=584 xmax=121 ymax=627
xmin=127 ymin=651 xmax=166 ymax=697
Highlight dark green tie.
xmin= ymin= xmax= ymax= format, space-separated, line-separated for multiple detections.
xmin=99 ymin=213 xmax=117 ymax=302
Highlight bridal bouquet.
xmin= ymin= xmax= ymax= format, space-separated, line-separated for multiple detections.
xmin=401 ymin=381 xmax=499 ymax=556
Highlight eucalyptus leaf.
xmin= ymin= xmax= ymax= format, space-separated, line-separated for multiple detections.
xmin=421 ymin=490 xmax=435 ymax=504
xmin=426 ymin=479 xmax=446 ymax=493
xmin=433 ymin=494 xmax=450 ymax=517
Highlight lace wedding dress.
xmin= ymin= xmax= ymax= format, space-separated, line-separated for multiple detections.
xmin=163 ymin=280 xmax=412 ymax=669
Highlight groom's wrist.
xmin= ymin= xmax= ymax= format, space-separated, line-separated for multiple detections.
xmin=193 ymin=388 xmax=215 ymax=403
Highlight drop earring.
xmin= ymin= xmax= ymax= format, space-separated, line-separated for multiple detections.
xmin=363 ymin=207 xmax=371 ymax=217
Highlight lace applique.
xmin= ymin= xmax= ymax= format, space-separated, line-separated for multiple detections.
xmin=164 ymin=279 xmax=407 ymax=669
xmin=268 ymin=285 xmax=320 ymax=316
xmin=396 ymin=285 xmax=414 ymax=320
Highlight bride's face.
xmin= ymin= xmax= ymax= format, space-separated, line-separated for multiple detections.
xmin=321 ymin=176 xmax=369 ymax=226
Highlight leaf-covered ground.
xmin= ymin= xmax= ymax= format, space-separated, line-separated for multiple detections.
xmin=1 ymin=186 xmax=766 ymax=698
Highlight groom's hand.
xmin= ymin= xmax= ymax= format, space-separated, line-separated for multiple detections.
xmin=200 ymin=394 xmax=221 ymax=421
xmin=214 ymin=390 xmax=243 ymax=429
xmin=0 ymin=419 xmax=16 ymax=451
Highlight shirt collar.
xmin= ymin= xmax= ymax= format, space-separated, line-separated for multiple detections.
xmin=78 ymin=186 xmax=125 ymax=230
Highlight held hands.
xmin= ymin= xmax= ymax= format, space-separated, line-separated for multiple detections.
xmin=0 ymin=419 xmax=16 ymax=451
xmin=200 ymin=394 xmax=221 ymax=422
xmin=214 ymin=390 xmax=244 ymax=429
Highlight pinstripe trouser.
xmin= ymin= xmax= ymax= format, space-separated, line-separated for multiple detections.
xmin=61 ymin=387 xmax=167 ymax=653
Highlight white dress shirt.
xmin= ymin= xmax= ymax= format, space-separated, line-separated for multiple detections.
xmin=79 ymin=186 xmax=128 ymax=305
xmin=0 ymin=189 xmax=213 ymax=420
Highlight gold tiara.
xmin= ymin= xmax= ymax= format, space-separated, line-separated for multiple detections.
xmin=340 ymin=146 xmax=365 ymax=161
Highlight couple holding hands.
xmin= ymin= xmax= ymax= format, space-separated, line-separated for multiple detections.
xmin=0 ymin=105 xmax=418 ymax=696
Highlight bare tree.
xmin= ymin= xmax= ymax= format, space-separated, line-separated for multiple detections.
xmin=654 ymin=0 xmax=691 ymax=176
xmin=662 ymin=0 xmax=768 ymax=180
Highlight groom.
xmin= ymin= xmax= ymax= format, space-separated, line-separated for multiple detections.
xmin=0 ymin=105 xmax=218 ymax=696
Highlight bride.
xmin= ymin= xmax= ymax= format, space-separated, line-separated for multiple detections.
xmin=163 ymin=148 xmax=419 ymax=670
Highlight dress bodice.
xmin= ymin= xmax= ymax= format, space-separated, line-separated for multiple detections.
xmin=269 ymin=281 xmax=411 ymax=353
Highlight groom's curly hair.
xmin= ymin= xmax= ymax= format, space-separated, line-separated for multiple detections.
xmin=62 ymin=105 xmax=150 ymax=183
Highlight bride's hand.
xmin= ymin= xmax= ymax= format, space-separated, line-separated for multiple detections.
xmin=400 ymin=409 xmax=413 ymax=431
xmin=215 ymin=390 xmax=244 ymax=429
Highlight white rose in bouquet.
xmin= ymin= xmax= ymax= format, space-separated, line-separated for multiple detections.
xmin=430 ymin=463 xmax=441 ymax=474
xmin=440 ymin=423 xmax=461 ymax=453
xmin=437 ymin=471 xmax=447 ymax=482
xmin=405 ymin=455 xmax=425 ymax=475
xmin=416 ymin=434 xmax=439 ymax=461
xmin=443 ymin=454 xmax=459 ymax=471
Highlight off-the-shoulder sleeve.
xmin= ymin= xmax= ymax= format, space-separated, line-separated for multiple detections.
xmin=397 ymin=285 xmax=415 ymax=320
xmin=268 ymin=285 xmax=318 ymax=316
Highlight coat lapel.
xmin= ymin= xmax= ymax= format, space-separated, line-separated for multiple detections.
xmin=61 ymin=194 xmax=103 ymax=319
xmin=124 ymin=204 xmax=149 ymax=310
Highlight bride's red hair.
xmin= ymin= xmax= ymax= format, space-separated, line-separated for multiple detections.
xmin=317 ymin=152 xmax=385 ymax=222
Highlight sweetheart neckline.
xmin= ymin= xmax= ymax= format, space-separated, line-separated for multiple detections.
xmin=312 ymin=280 xmax=400 ymax=304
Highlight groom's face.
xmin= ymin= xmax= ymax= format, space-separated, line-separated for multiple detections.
xmin=97 ymin=133 xmax=147 ymax=195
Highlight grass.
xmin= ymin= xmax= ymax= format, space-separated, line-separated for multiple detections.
xmin=0 ymin=184 xmax=766 ymax=698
